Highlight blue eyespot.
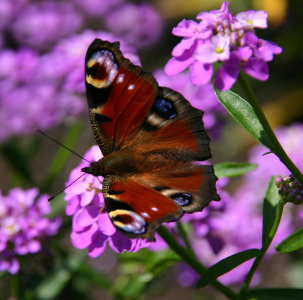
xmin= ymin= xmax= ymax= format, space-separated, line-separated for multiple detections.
xmin=171 ymin=193 xmax=192 ymax=206
xmin=153 ymin=98 xmax=177 ymax=119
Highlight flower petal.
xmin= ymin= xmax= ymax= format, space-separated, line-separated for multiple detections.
xmin=88 ymin=231 xmax=109 ymax=257
xmin=164 ymin=56 xmax=195 ymax=76
xmin=71 ymin=222 xmax=98 ymax=249
xmin=214 ymin=62 xmax=240 ymax=91
xmin=189 ymin=61 xmax=213 ymax=85
xmin=172 ymin=37 xmax=196 ymax=57
xmin=80 ymin=189 xmax=94 ymax=206
xmin=65 ymin=196 xmax=80 ymax=216
xmin=98 ymin=213 xmax=116 ymax=236
xmin=76 ymin=205 xmax=99 ymax=228
xmin=109 ymin=231 xmax=133 ymax=253
xmin=243 ymin=57 xmax=269 ymax=81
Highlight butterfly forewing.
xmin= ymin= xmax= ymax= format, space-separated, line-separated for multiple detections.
xmin=85 ymin=39 xmax=157 ymax=154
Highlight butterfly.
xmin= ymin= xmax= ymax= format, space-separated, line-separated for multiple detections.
xmin=81 ymin=39 xmax=220 ymax=241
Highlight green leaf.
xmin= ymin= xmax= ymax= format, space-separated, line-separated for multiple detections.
xmin=197 ymin=249 xmax=261 ymax=288
xmin=247 ymin=288 xmax=303 ymax=300
xmin=276 ymin=228 xmax=303 ymax=253
xmin=75 ymin=264 xmax=112 ymax=290
xmin=35 ymin=267 xmax=71 ymax=299
xmin=40 ymin=122 xmax=83 ymax=193
xmin=47 ymin=193 xmax=66 ymax=218
xmin=262 ymin=177 xmax=280 ymax=247
xmin=214 ymin=87 xmax=274 ymax=152
xmin=214 ymin=162 xmax=257 ymax=177
xmin=1 ymin=138 xmax=34 ymax=185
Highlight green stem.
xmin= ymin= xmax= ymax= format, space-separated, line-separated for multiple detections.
xmin=40 ymin=122 xmax=83 ymax=193
xmin=157 ymin=226 xmax=239 ymax=300
xmin=238 ymin=72 xmax=303 ymax=186
xmin=10 ymin=275 xmax=20 ymax=299
xmin=240 ymin=200 xmax=285 ymax=297
xmin=176 ymin=221 xmax=196 ymax=258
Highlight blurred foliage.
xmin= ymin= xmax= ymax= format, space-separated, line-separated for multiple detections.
xmin=2 ymin=0 xmax=303 ymax=299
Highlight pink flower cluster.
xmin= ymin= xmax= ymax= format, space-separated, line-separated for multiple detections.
xmin=0 ymin=188 xmax=61 ymax=274
xmin=165 ymin=2 xmax=282 ymax=90
xmin=64 ymin=146 xmax=150 ymax=256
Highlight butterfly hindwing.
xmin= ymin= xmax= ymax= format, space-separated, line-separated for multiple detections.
xmin=102 ymin=176 xmax=183 ymax=240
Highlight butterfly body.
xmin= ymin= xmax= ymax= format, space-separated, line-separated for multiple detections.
xmin=83 ymin=39 xmax=220 ymax=241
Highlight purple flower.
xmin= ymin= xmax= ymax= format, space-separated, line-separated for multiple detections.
xmin=197 ymin=2 xmax=230 ymax=22
xmin=215 ymin=46 xmax=269 ymax=91
xmin=0 ymin=47 xmax=85 ymax=142
xmin=64 ymin=146 xmax=151 ymax=257
xmin=11 ymin=2 xmax=83 ymax=49
xmin=105 ymin=3 xmax=163 ymax=48
xmin=244 ymin=32 xmax=282 ymax=62
xmin=234 ymin=10 xmax=268 ymax=29
xmin=73 ymin=0 xmax=124 ymax=17
xmin=196 ymin=35 xmax=230 ymax=63
xmin=276 ymin=175 xmax=303 ymax=205
xmin=165 ymin=2 xmax=282 ymax=91
xmin=0 ymin=188 xmax=61 ymax=274
xmin=0 ymin=0 xmax=28 ymax=30
xmin=0 ymin=251 xmax=19 ymax=275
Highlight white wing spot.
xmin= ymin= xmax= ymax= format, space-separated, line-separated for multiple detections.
xmin=117 ymin=74 xmax=124 ymax=83
xmin=151 ymin=207 xmax=158 ymax=211
xmin=141 ymin=212 xmax=150 ymax=218
xmin=128 ymin=84 xmax=135 ymax=90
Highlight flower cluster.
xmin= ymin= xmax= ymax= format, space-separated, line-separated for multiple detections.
xmin=0 ymin=0 xmax=162 ymax=142
xmin=0 ymin=188 xmax=61 ymax=274
xmin=165 ymin=2 xmax=282 ymax=90
xmin=0 ymin=47 xmax=85 ymax=141
xmin=105 ymin=3 xmax=163 ymax=48
xmin=276 ymin=175 xmax=303 ymax=205
xmin=64 ymin=146 xmax=150 ymax=256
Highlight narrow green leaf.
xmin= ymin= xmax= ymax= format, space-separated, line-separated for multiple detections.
xmin=214 ymin=162 xmax=257 ymax=178
xmin=47 ymin=193 xmax=66 ymax=218
xmin=214 ymin=87 xmax=274 ymax=152
xmin=262 ymin=177 xmax=280 ymax=247
xmin=1 ymin=138 xmax=34 ymax=185
xmin=197 ymin=249 xmax=261 ymax=288
xmin=75 ymin=264 xmax=112 ymax=290
xmin=276 ymin=228 xmax=303 ymax=253
xmin=40 ymin=122 xmax=82 ymax=193
xmin=247 ymin=288 xmax=303 ymax=300
xmin=35 ymin=267 xmax=71 ymax=299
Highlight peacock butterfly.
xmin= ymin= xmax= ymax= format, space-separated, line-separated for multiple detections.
xmin=81 ymin=39 xmax=220 ymax=241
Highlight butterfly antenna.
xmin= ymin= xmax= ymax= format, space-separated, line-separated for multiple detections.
xmin=35 ymin=128 xmax=91 ymax=164
xmin=48 ymin=173 xmax=86 ymax=202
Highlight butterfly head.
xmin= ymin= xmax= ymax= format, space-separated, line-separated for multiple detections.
xmin=81 ymin=152 xmax=146 ymax=177
xmin=81 ymin=161 xmax=105 ymax=177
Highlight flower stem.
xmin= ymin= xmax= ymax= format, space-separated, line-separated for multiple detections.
xmin=10 ymin=275 xmax=20 ymax=298
xmin=157 ymin=226 xmax=239 ymax=300
xmin=240 ymin=200 xmax=285 ymax=297
xmin=176 ymin=221 xmax=196 ymax=258
xmin=238 ymin=72 xmax=303 ymax=186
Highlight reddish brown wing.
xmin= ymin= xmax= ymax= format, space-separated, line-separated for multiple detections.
xmin=131 ymin=164 xmax=219 ymax=214
xmin=102 ymin=176 xmax=183 ymax=241
xmin=85 ymin=39 xmax=157 ymax=155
